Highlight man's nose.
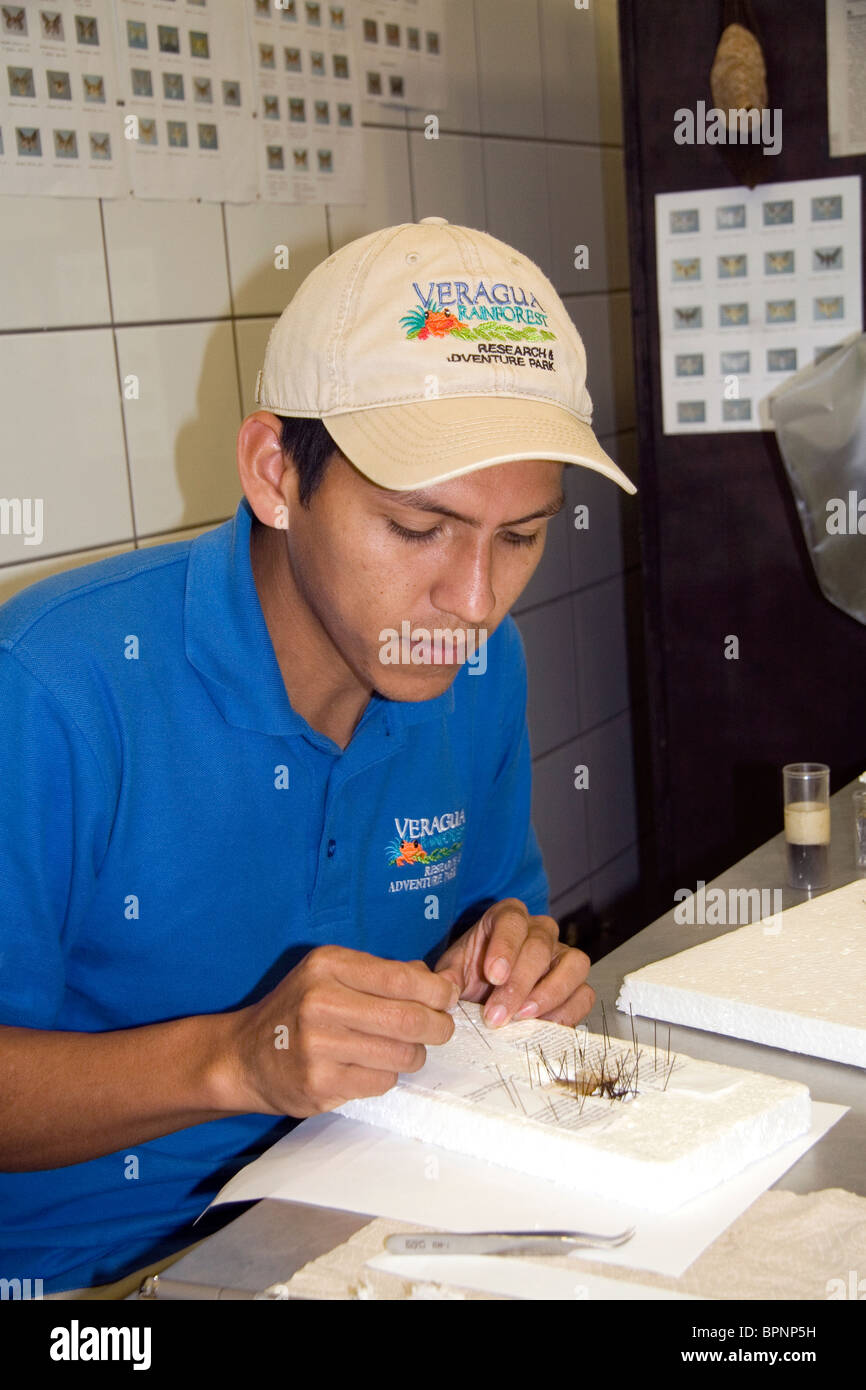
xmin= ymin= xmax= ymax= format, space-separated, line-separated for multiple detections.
xmin=431 ymin=539 xmax=497 ymax=623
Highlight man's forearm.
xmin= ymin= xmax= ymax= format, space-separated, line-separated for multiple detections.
xmin=0 ymin=1011 xmax=255 ymax=1172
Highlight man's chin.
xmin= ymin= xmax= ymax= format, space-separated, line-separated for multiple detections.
xmin=374 ymin=661 xmax=464 ymax=700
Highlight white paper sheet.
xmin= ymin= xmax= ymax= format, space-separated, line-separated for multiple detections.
xmin=246 ymin=0 xmax=365 ymax=205
xmin=656 ymin=175 xmax=863 ymax=433
xmin=208 ymin=1101 xmax=845 ymax=1279
xmin=359 ymin=0 xmax=445 ymax=111
xmin=114 ymin=0 xmax=258 ymax=203
xmin=0 ymin=0 xmax=126 ymax=196
xmin=365 ymin=1253 xmax=705 ymax=1300
xmin=827 ymin=0 xmax=866 ymax=157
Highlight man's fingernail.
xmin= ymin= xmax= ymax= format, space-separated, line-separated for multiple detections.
xmin=514 ymin=1001 xmax=539 ymax=1020
xmin=487 ymin=957 xmax=508 ymax=984
xmin=484 ymin=1004 xmax=506 ymax=1027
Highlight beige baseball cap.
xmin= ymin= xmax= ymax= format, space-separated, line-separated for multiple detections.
xmin=255 ymin=216 xmax=636 ymax=495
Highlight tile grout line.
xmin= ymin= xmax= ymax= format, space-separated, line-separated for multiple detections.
xmin=97 ymin=194 xmax=140 ymax=546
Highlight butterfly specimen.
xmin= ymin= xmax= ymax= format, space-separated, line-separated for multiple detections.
xmin=815 ymin=247 xmax=842 ymax=268
xmin=675 ymin=307 xmax=701 ymax=326
xmin=765 ymin=252 xmax=793 ymax=273
xmin=2 ymin=6 xmax=26 ymax=32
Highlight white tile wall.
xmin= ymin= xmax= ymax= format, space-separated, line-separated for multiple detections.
xmin=327 ymin=127 xmax=413 ymax=248
xmin=0 ymin=196 xmax=110 ymax=331
xmin=0 ymin=0 xmax=643 ymax=932
xmin=582 ymin=710 xmax=639 ymax=869
xmin=592 ymin=840 xmax=640 ymax=915
xmin=538 ymin=0 xmax=603 ymax=144
xmin=235 ymin=316 xmax=279 ymax=419
xmin=115 ymin=321 xmax=241 ymax=536
xmin=572 ymin=572 xmax=630 ymax=730
xmin=547 ymin=145 xmax=629 ymax=295
xmin=511 ymin=492 xmax=572 ymax=614
xmin=475 ymin=0 xmax=545 ymax=139
xmin=515 ymin=596 xmax=580 ymax=758
xmin=549 ymin=874 xmax=593 ymax=921
xmin=0 ymin=329 xmax=132 ymax=562
xmin=482 ymin=137 xmax=552 ymax=275
xmin=565 ymin=454 xmax=626 ymax=589
xmin=596 ymin=0 xmax=625 ymax=145
xmin=564 ymin=291 xmax=635 ymax=438
xmin=102 ymin=199 xmax=231 ymax=323
xmin=223 ymin=203 xmax=329 ymax=317
xmin=531 ymin=737 xmax=591 ymax=899
xmin=408 ymin=132 xmax=486 ymax=229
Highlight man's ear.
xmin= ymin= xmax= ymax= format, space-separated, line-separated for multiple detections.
xmin=237 ymin=412 xmax=298 ymax=530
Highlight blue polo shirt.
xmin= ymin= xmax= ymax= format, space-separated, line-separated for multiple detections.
xmin=0 ymin=495 xmax=549 ymax=1292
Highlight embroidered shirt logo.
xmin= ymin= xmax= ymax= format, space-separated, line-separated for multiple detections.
xmin=400 ymin=279 xmax=557 ymax=344
xmin=386 ymin=807 xmax=465 ymax=894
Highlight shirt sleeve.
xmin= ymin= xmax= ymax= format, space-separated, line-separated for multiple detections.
xmin=0 ymin=648 xmax=108 ymax=1027
xmin=449 ymin=620 xmax=550 ymax=936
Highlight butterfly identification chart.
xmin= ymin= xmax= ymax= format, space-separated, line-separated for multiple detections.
xmin=0 ymin=0 xmax=402 ymax=202
xmin=655 ymin=175 xmax=863 ymax=433
xmin=116 ymin=0 xmax=257 ymax=201
xmin=248 ymin=0 xmax=364 ymax=205
xmin=0 ymin=0 xmax=126 ymax=195
xmin=359 ymin=0 xmax=445 ymax=110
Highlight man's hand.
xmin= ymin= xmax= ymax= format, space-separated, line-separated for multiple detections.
xmin=434 ymin=898 xmax=594 ymax=1029
xmin=222 ymin=946 xmax=458 ymax=1118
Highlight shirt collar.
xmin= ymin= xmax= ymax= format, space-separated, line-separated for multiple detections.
xmin=185 ymin=496 xmax=455 ymax=741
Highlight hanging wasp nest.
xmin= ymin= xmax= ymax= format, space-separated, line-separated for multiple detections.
xmin=710 ymin=22 xmax=767 ymax=113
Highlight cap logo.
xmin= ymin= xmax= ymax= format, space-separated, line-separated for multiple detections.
xmin=400 ymin=278 xmax=557 ymax=343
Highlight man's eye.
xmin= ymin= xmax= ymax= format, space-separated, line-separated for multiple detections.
xmin=387 ymin=519 xmax=441 ymax=543
xmin=386 ymin=519 xmax=541 ymax=548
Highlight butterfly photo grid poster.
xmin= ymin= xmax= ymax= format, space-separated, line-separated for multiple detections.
xmin=359 ymin=0 xmax=446 ymax=111
xmin=247 ymin=0 xmax=365 ymax=206
xmin=655 ymin=175 xmax=863 ymax=433
xmin=0 ymin=0 xmax=379 ymax=203
xmin=115 ymin=0 xmax=258 ymax=202
xmin=0 ymin=0 xmax=125 ymax=196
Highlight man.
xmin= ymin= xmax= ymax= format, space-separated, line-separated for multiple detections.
xmin=0 ymin=217 xmax=636 ymax=1295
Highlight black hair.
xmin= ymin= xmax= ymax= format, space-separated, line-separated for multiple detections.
xmin=277 ymin=415 xmax=342 ymax=508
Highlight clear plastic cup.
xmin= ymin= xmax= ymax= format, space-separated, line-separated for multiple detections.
xmin=783 ymin=763 xmax=830 ymax=891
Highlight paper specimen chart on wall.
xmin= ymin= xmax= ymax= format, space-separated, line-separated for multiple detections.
xmin=0 ymin=0 xmax=389 ymax=201
xmin=655 ymin=175 xmax=863 ymax=433
xmin=359 ymin=0 xmax=445 ymax=110
xmin=248 ymin=0 xmax=364 ymax=205
xmin=116 ymin=0 xmax=257 ymax=201
xmin=0 ymin=0 xmax=125 ymax=195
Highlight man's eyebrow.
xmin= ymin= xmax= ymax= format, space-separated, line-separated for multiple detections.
xmin=376 ymin=487 xmax=567 ymax=528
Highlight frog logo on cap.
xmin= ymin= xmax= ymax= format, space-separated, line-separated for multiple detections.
xmin=400 ymin=303 xmax=470 ymax=339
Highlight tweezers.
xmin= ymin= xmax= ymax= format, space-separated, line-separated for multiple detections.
xmin=384 ymin=1227 xmax=635 ymax=1256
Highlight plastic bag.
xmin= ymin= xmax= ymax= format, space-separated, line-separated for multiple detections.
xmin=770 ymin=332 xmax=866 ymax=625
